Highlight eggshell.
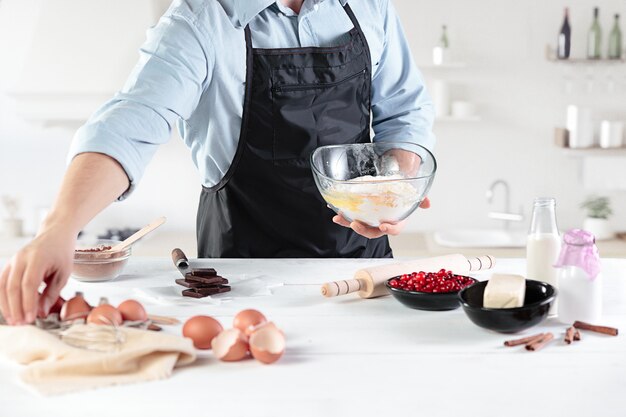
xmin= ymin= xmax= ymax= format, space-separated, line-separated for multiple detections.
xmin=60 ymin=292 xmax=92 ymax=321
xmin=87 ymin=304 xmax=123 ymax=326
xmin=118 ymin=299 xmax=147 ymax=322
xmin=38 ymin=296 xmax=65 ymax=319
xmin=212 ymin=328 xmax=249 ymax=361
xmin=249 ymin=324 xmax=285 ymax=364
xmin=233 ymin=309 xmax=267 ymax=336
xmin=182 ymin=315 xmax=223 ymax=349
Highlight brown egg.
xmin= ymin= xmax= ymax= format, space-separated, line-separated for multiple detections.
xmin=249 ymin=324 xmax=285 ymax=364
xmin=212 ymin=328 xmax=249 ymax=361
xmin=233 ymin=309 xmax=267 ymax=336
xmin=60 ymin=292 xmax=91 ymax=321
xmin=117 ymin=299 xmax=147 ymax=322
xmin=87 ymin=304 xmax=123 ymax=326
xmin=182 ymin=315 xmax=223 ymax=349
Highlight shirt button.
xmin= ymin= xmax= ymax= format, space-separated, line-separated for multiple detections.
xmin=313 ymin=3 xmax=319 ymax=11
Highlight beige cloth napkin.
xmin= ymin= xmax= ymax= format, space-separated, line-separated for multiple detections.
xmin=0 ymin=324 xmax=196 ymax=395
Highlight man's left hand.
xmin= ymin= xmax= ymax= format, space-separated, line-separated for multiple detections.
xmin=332 ymin=197 xmax=430 ymax=239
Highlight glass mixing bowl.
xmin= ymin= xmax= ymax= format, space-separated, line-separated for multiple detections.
xmin=310 ymin=142 xmax=436 ymax=227
xmin=72 ymin=239 xmax=131 ymax=282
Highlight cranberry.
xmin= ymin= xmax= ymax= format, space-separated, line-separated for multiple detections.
xmin=392 ymin=271 xmax=475 ymax=294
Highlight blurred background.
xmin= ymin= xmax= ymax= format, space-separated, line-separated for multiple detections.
xmin=1 ymin=0 xmax=626 ymax=258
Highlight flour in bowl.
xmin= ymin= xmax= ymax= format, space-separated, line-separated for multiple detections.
xmin=322 ymin=174 xmax=421 ymax=226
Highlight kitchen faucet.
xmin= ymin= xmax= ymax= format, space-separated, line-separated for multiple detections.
xmin=486 ymin=180 xmax=524 ymax=229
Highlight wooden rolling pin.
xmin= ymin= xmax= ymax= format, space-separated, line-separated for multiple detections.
xmin=321 ymin=254 xmax=495 ymax=299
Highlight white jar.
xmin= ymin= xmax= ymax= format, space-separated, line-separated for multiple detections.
xmin=557 ymin=266 xmax=602 ymax=324
xmin=554 ymin=229 xmax=602 ymax=324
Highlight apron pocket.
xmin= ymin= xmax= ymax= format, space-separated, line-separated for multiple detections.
xmin=271 ymin=69 xmax=368 ymax=162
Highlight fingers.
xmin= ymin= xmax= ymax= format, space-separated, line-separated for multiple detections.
xmin=419 ymin=197 xmax=431 ymax=209
xmin=38 ymin=269 xmax=67 ymax=317
xmin=21 ymin=264 xmax=45 ymax=324
xmin=350 ymin=221 xmax=385 ymax=239
xmin=6 ymin=260 xmax=26 ymax=325
xmin=379 ymin=222 xmax=404 ymax=236
xmin=0 ymin=264 xmax=11 ymax=324
xmin=333 ymin=213 xmax=406 ymax=238
xmin=332 ymin=214 xmax=352 ymax=228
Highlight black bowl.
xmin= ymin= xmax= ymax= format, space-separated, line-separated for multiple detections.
xmin=458 ymin=279 xmax=556 ymax=333
xmin=385 ymin=276 xmax=478 ymax=311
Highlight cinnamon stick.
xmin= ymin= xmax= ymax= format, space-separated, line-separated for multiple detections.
xmin=504 ymin=333 xmax=545 ymax=347
xmin=573 ymin=321 xmax=618 ymax=336
xmin=564 ymin=327 xmax=576 ymax=344
xmin=574 ymin=329 xmax=581 ymax=341
xmin=525 ymin=333 xmax=554 ymax=351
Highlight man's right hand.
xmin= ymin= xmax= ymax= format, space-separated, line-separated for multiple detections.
xmin=0 ymin=225 xmax=76 ymax=325
xmin=0 ymin=152 xmax=131 ymax=326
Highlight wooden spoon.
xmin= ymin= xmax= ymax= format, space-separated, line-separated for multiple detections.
xmin=107 ymin=216 xmax=166 ymax=253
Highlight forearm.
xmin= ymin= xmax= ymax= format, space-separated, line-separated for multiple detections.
xmin=40 ymin=153 xmax=129 ymax=237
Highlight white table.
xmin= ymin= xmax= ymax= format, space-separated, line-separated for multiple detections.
xmin=1 ymin=258 xmax=625 ymax=417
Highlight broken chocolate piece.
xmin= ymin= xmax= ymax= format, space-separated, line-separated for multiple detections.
xmin=175 ymin=278 xmax=228 ymax=288
xmin=148 ymin=323 xmax=162 ymax=331
xmin=193 ymin=285 xmax=231 ymax=295
xmin=182 ymin=289 xmax=210 ymax=298
xmin=189 ymin=268 xmax=217 ymax=277
xmin=184 ymin=274 xmax=227 ymax=284
xmin=181 ymin=285 xmax=231 ymax=298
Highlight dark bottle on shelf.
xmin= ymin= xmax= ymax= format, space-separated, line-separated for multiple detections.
xmin=587 ymin=7 xmax=602 ymax=59
xmin=608 ymin=14 xmax=622 ymax=59
xmin=557 ymin=7 xmax=571 ymax=59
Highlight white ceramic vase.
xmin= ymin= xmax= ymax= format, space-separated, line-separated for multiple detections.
xmin=583 ymin=218 xmax=613 ymax=241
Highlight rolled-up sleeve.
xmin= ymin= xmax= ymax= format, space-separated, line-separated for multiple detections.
xmin=68 ymin=5 xmax=212 ymax=199
xmin=370 ymin=0 xmax=435 ymax=151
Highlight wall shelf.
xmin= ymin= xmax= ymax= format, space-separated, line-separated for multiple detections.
xmin=545 ymin=44 xmax=625 ymax=65
xmin=547 ymin=57 xmax=625 ymax=65
xmin=560 ymin=147 xmax=626 ymax=157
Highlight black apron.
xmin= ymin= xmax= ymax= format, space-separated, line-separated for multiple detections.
xmin=197 ymin=3 xmax=392 ymax=259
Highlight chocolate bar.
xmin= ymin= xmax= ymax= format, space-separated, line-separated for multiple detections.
xmin=182 ymin=289 xmax=209 ymax=298
xmin=182 ymin=285 xmax=231 ymax=298
xmin=193 ymin=285 xmax=231 ymax=295
xmin=189 ymin=268 xmax=217 ymax=277
xmin=175 ymin=278 xmax=228 ymax=288
xmin=184 ymin=274 xmax=227 ymax=284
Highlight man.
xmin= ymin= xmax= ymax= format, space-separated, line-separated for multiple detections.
xmin=0 ymin=0 xmax=434 ymax=325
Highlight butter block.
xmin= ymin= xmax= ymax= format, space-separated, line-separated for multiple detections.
xmin=483 ymin=274 xmax=526 ymax=309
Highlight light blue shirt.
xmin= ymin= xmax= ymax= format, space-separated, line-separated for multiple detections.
xmin=69 ymin=0 xmax=435 ymax=198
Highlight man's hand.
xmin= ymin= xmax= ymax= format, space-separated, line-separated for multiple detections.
xmin=0 ymin=153 xmax=129 ymax=325
xmin=332 ymin=197 xmax=430 ymax=239
xmin=0 ymin=226 xmax=75 ymax=325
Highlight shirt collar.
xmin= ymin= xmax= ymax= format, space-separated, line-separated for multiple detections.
xmin=228 ymin=0 xmax=347 ymax=28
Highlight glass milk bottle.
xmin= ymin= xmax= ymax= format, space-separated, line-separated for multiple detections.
xmin=555 ymin=229 xmax=602 ymax=324
xmin=526 ymin=198 xmax=561 ymax=314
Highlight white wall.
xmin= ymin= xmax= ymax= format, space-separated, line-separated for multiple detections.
xmin=1 ymin=0 xmax=625 ymax=237
xmin=399 ymin=0 xmax=626 ymax=233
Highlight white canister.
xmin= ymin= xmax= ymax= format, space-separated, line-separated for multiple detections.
xmin=555 ymin=229 xmax=602 ymax=324
xmin=432 ymin=79 xmax=450 ymax=118
xmin=567 ymin=105 xmax=594 ymax=148
xmin=599 ymin=121 xmax=624 ymax=149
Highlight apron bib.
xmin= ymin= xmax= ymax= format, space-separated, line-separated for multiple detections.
xmin=197 ymin=3 xmax=392 ymax=258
